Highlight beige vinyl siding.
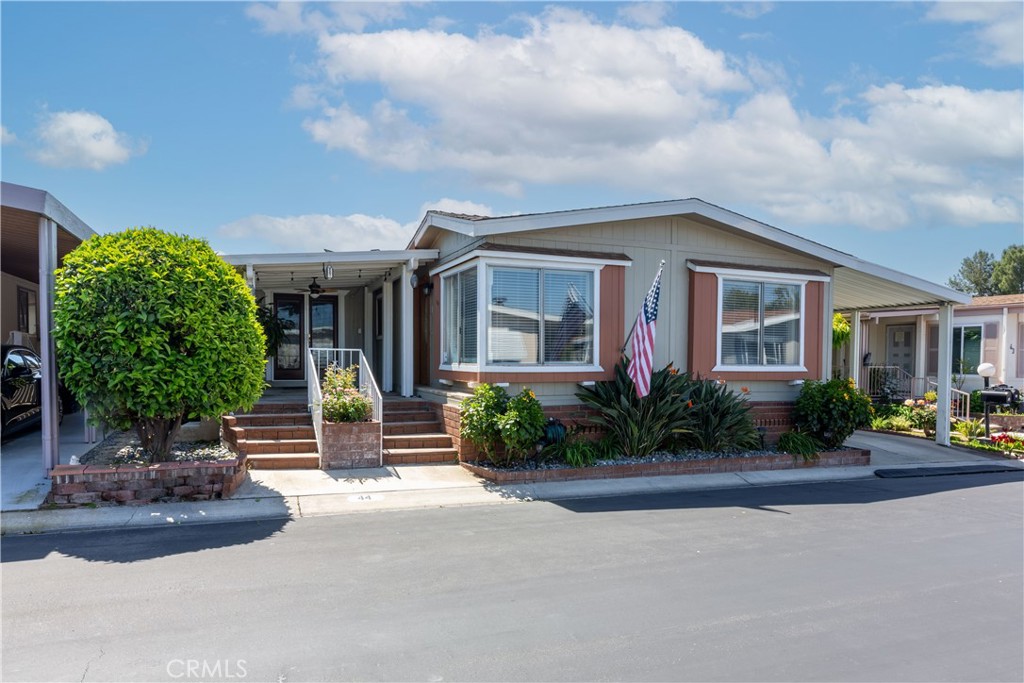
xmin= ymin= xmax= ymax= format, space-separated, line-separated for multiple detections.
xmin=480 ymin=215 xmax=829 ymax=375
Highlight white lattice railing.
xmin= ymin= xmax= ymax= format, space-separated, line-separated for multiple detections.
xmin=307 ymin=348 xmax=383 ymax=455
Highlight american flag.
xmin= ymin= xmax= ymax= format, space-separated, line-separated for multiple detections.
xmin=627 ymin=264 xmax=663 ymax=398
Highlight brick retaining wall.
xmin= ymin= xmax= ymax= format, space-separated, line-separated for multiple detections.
xmin=47 ymin=457 xmax=248 ymax=508
xmin=462 ymin=448 xmax=869 ymax=485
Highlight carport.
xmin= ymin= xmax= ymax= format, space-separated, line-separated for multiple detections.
xmin=1 ymin=181 xmax=97 ymax=472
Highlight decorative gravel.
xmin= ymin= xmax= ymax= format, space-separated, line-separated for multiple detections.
xmin=490 ymin=447 xmax=822 ymax=472
xmin=79 ymin=431 xmax=235 ymax=467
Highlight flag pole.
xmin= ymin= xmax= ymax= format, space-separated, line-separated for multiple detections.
xmin=620 ymin=260 xmax=665 ymax=355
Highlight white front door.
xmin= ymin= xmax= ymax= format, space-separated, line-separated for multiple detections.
xmin=886 ymin=325 xmax=915 ymax=375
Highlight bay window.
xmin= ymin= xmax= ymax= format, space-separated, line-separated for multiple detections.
xmin=440 ymin=259 xmax=597 ymax=369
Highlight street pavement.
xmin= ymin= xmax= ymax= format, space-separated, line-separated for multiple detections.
xmin=2 ymin=472 xmax=1022 ymax=682
xmin=2 ymin=431 xmax=1021 ymax=536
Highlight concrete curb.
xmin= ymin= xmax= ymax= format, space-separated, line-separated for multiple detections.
xmin=2 ymin=459 xmax=1020 ymax=536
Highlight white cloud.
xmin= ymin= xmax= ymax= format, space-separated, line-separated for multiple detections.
xmin=723 ymin=3 xmax=775 ymax=20
xmin=1 ymin=125 xmax=16 ymax=145
xmin=216 ymin=198 xmax=494 ymax=252
xmin=32 ymin=111 xmax=145 ymax=170
xmin=266 ymin=6 xmax=1022 ymax=231
xmin=217 ymin=212 xmax=411 ymax=252
xmin=926 ymin=2 xmax=1024 ymax=66
xmin=247 ymin=2 xmax=406 ymax=35
xmin=617 ymin=3 xmax=671 ymax=28
xmin=418 ymin=197 xmax=494 ymax=218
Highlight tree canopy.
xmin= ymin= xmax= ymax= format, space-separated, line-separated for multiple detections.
xmin=947 ymin=245 xmax=1024 ymax=296
xmin=54 ymin=227 xmax=267 ymax=461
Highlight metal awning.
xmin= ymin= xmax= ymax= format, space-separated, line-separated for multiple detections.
xmin=221 ymin=249 xmax=439 ymax=292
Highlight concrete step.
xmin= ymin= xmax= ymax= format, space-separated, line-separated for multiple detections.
xmin=383 ymin=433 xmax=453 ymax=450
xmin=244 ymin=438 xmax=319 ymax=455
xmin=383 ymin=447 xmax=459 ymax=465
xmin=382 ymin=420 xmax=445 ymax=436
xmin=230 ymin=413 xmax=312 ymax=427
xmin=247 ymin=452 xmax=320 ymax=469
xmin=241 ymin=425 xmax=315 ymax=440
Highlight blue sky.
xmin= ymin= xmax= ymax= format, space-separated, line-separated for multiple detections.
xmin=2 ymin=1 xmax=1021 ymax=285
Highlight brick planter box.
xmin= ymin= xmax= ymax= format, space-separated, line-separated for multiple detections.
xmin=47 ymin=457 xmax=248 ymax=508
xmin=321 ymin=420 xmax=382 ymax=469
xmin=461 ymin=449 xmax=870 ymax=485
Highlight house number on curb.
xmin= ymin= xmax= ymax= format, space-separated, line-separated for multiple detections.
xmin=348 ymin=494 xmax=379 ymax=502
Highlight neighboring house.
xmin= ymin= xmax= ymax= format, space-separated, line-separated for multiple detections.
xmin=1 ymin=181 xmax=97 ymax=470
xmin=840 ymin=293 xmax=1024 ymax=401
xmin=225 ymin=198 xmax=971 ymax=446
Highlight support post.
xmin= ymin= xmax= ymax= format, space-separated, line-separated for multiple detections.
xmin=382 ymin=278 xmax=394 ymax=392
xmin=400 ymin=262 xmax=415 ymax=397
xmin=38 ymin=217 xmax=60 ymax=472
xmin=935 ymin=303 xmax=954 ymax=446
xmin=850 ymin=310 xmax=863 ymax=387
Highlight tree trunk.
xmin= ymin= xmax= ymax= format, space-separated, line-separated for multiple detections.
xmin=135 ymin=415 xmax=185 ymax=462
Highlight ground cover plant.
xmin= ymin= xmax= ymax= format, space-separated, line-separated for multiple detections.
xmin=54 ymin=227 xmax=266 ymax=462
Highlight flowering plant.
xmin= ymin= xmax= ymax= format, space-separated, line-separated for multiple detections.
xmin=991 ymin=433 xmax=1024 ymax=455
xmin=320 ymin=364 xmax=373 ymax=423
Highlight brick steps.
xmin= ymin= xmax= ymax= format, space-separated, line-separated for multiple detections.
xmin=383 ymin=447 xmax=459 ymax=465
xmin=381 ymin=400 xmax=456 ymax=465
xmin=246 ymin=452 xmax=320 ymax=469
xmin=223 ymin=403 xmax=320 ymax=470
xmin=383 ymin=420 xmax=446 ymax=436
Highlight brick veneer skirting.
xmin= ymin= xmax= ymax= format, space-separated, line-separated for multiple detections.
xmin=462 ymin=449 xmax=870 ymax=485
xmin=747 ymin=402 xmax=796 ymax=444
xmin=321 ymin=421 xmax=382 ymax=469
xmin=47 ymin=458 xmax=248 ymax=508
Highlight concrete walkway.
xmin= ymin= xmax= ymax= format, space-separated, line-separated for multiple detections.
xmin=2 ymin=429 xmax=1020 ymax=536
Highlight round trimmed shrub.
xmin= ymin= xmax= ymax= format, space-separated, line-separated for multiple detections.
xmin=54 ymin=227 xmax=266 ymax=461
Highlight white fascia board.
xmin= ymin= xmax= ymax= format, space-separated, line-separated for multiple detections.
xmin=408 ymin=212 xmax=480 ymax=248
xmin=429 ymin=248 xmax=631 ymax=277
xmin=222 ymin=249 xmax=438 ymax=267
xmin=688 ymin=262 xmax=830 ymax=283
xmin=412 ymin=197 xmax=968 ymax=305
xmin=1 ymin=181 xmax=96 ymax=240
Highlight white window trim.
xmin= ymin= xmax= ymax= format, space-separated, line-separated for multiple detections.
xmin=713 ymin=272 xmax=810 ymax=373
xmin=952 ymin=323 xmax=984 ymax=375
xmin=438 ymin=255 xmax=604 ymax=374
xmin=440 ymin=261 xmax=480 ymax=371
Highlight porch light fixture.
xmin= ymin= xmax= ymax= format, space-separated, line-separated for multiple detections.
xmin=323 ymin=264 xmax=334 ymax=280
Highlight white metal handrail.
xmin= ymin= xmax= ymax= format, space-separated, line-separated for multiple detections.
xmin=861 ymin=365 xmax=917 ymax=402
xmin=929 ymin=380 xmax=971 ymax=423
xmin=308 ymin=348 xmax=383 ymax=464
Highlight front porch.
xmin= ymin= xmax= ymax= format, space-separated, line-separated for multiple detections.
xmin=222 ymin=248 xmax=439 ymax=398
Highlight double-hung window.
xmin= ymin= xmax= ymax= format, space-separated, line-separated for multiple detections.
xmin=952 ymin=325 xmax=982 ymax=374
xmin=719 ymin=278 xmax=803 ymax=368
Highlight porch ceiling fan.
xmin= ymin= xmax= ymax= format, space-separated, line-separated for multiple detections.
xmin=295 ymin=277 xmax=342 ymax=299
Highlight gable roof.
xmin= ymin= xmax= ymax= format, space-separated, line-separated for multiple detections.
xmin=411 ymin=198 xmax=970 ymax=311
